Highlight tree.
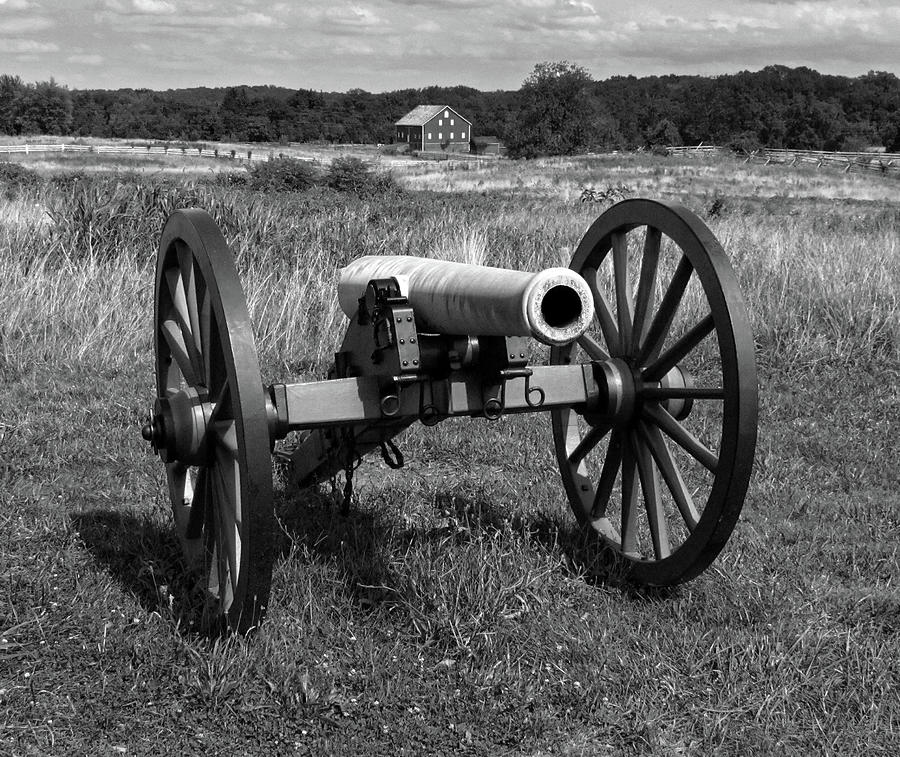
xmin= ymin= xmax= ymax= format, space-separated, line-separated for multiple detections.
xmin=0 ymin=74 xmax=25 ymax=134
xmin=645 ymin=118 xmax=682 ymax=148
xmin=11 ymin=79 xmax=73 ymax=135
xmin=507 ymin=61 xmax=613 ymax=157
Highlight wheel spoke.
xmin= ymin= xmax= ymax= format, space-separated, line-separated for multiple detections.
xmin=642 ymin=403 xmax=718 ymax=472
xmin=631 ymin=430 xmax=671 ymax=559
xmin=577 ymin=333 xmax=609 ymax=361
xmin=643 ymin=313 xmax=715 ymax=382
xmin=165 ymin=266 xmax=199 ymax=351
xmin=584 ymin=267 xmax=620 ymax=354
xmin=612 ymin=231 xmax=634 ymax=353
xmin=568 ymin=423 xmax=611 ymax=466
xmin=630 ymin=226 xmax=661 ymax=355
xmin=176 ymin=240 xmax=203 ymax=356
xmin=186 ymin=467 xmax=209 ymax=540
xmin=164 ymin=264 xmax=204 ymax=381
xmin=638 ymin=421 xmax=699 ymax=531
xmin=619 ymin=436 xmax=640 ymax=556
xmin=211 ymin=449 xmax=242 ymax=608
xmin=164 ymin=264 xmax=191 ymax=330
xmin=213 ymin=419 xmax=239 ymax=458
xmin=166 ymin=462 xmax=189 ymax=522
xmin=590 ymin=429 xmax=622 ymax=519
xmin=199 ymin=287 xmax=213 ymax=389
xmin=160 ymin=318 xmax=199 ymax=385
xmin=638 ymin=255 xmax=693 ymax=364
xmin=208 ymin=381 xmax=231 ymax=426
xmin=641 ymin=386 xmax=725 ymax=401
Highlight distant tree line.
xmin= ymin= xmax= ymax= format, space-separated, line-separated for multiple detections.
xmin=1 ymin=64 xmax=899 ymax=156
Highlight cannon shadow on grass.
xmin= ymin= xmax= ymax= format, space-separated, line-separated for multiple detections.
xmin=429 ymin=489 xmax=677 ymax=602
xmin=70 ymin=508 xmax=217 ymax=636
xmin=277 ymin=483 xmax=674 ymax=628
xmin=71 ymin=485 xmax=673 ymax=639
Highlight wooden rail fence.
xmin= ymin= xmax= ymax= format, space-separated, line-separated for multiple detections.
xmin=668 ymin=144 xmax=900 ymax=175
xmin=3 ymin=141 xmax=896 ymax=176
xmin=0 ymin=141 xmax=480 ymax=170
xmin=0 ymin=142 xmax=270 ymax=161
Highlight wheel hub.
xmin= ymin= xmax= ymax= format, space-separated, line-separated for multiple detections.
xmin=657 ymin=365 xmax=693 ymax=421
xmin=583 ymin=360 xmax=694 ymax=427
xmin=141 ymin=387 xmax=213 ymax=465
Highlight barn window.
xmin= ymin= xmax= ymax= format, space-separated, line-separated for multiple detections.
xmin=450 ymin=132 xmax=454 ymax=139
xmin=444 ymin=110 xmax=449 ymax=118
xmin=438 ymin=119 xmax=443 ymax=126
xmin=427 ymin=132 xmax=432 ymax=139
xmin=461 ymin=131 xmax=466 ymax=140
xmin=438 ymin=132 xmax=442 ymax=140
xmin=450 ymin=119 xmax=455 ymax=126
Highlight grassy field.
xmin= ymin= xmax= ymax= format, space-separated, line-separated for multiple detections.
xmin=1 ymin=150 xmax=900 ymax=755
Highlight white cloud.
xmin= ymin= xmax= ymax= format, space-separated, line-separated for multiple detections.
xmin=68 ymin=53 xmax=104 ymax=64
xmin=0 ymin=38 xmax=58 ymax=52
xmin=323 ymin=5 xmax=382 ymax=29
xmin=0 ymin=15 xmax=53 ymax=33
xmin=5 ymin=0 xmax=900 ymax=92
xmin=132 ymin=0 xmax=175 ymax=13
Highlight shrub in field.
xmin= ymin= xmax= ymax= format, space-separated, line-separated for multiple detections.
xmin=247 ymin=157 xmax=319 ymax=193
xmin=326 ymin=156 xmax=370 ymax=193
xmin=728 ymin=131 xmax=763 ymax=155
xmin=327 ymin=156 xmax=398 ymax=197
xmin=0 ymin=161 xmax=42 ymax=199
xmin=213 ymin=170 xmax=250 ymax=188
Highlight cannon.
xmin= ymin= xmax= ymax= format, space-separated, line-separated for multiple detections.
xmin=142 ymin=200 xmax=758 ymax=633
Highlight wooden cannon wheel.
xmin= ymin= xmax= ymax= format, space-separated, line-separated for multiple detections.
xmin=551 ymin=199 xmax=758 ymax=586
xmin=145 ymin=209 xmax=274 ymax=633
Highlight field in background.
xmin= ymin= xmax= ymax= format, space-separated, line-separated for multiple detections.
xmin=1 ymin=150 xmax=899 ymax=754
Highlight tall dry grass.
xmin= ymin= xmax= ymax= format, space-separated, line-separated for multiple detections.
xmin=2 ymin=157 xmax=899 ymax=382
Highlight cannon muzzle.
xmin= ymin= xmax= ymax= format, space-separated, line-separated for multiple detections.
xmin=337 ymin=256 xmax=594 ymax=346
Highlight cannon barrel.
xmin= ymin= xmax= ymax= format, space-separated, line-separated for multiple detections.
xmin=337 ymin=256 xmax=595 ymax=346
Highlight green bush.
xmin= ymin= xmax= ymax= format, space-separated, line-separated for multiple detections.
xmin=327 ymin=156 xmax=397 ymax=196
xmin=326 ymin=156 xmax=371 ymax=193
xmin=247 ymin=158 xmax=319 ymax=193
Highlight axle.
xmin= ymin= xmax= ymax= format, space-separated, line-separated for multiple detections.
xmin=141 ymin=355 xmax=694 ymax=481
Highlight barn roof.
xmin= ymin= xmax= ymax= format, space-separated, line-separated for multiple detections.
xmin=395 ymin=105 xmax=472 ymax=126
xmin=395 ymin=105 xmax=445 ymax=126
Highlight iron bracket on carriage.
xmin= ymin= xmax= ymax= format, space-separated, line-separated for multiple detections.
xmin=141 ymin=200 xmax=759 ymax=633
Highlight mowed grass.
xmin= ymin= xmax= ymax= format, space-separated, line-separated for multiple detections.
xmin=1 ymin=152 xmax=900 ymax=755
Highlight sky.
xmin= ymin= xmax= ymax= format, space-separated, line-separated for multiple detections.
xmin=0 ymin=0 xmax=898 ymax=93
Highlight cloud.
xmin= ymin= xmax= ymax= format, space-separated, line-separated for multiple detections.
xmin=68 ymin=53 xmax=104 ymax=64
xmin=132 ymin=0 xmax=175 ymax=13
xmin=385 ymin=0 xmax=490 ymax=7
xmin=95 ymin=8 xmax=277 ymax=29
xmin=0 ymin=38 xmax=58 ymax=52
xmin=0 ymin=15 xmax=53 ymax=33
xmin=0 ymin=0 xmax=31 ymax=9
xmin=323 ymin=5 xmax=382 ymax=30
